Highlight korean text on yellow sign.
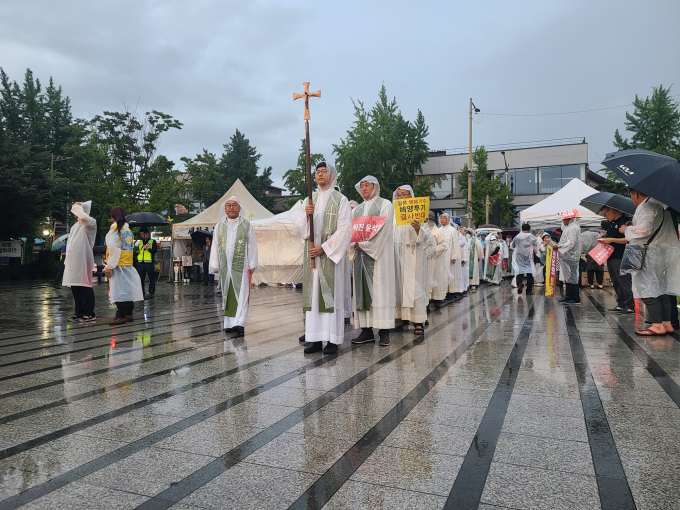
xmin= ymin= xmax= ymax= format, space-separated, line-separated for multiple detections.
xmin=394 ymin=197 xmax=430 ymax=226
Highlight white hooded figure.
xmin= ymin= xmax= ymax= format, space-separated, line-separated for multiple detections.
xmin=556 ymin=216 xmax=582 ymax=303
xmin=392 ymin=185 xmax=435 ymax=331
xmin=63 ymin=201 xmax=97 ymax=321
xmin=436 ymin=213 xmax=461 ymax=295
xmin=623 ymin=196 xmax=680 ymax=300
xmin=294 ymin=162 xmax=352 ymax=353
xmin=484 ymin=234 xmax=503 ymax=284
xmin=500 ymin=238 xmax=510 ymax=278
xmin=429 ymin=215 xmax=449 ymax=300
xmin=510 ymin=230 xmax=538 ymax=276
xmin=209 ymin=196 xmax=259 ymax=335
xmin=456 ymin=224 xmax=470 ymax=292
xmin=349 ymin=175 xmax=396 ymax=346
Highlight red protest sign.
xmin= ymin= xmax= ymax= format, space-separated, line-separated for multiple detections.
xmin=588 ymin=242 xmax=615 ymax=265
xmin=351 ymin=216 xmax=387 ymax=243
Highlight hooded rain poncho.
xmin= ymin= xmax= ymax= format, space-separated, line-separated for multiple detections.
xmin=510 ymin=232 xmax=538 ymax=275
xmin=624 ymin=197 xmax=680 ymax=299
xmin=63 ymin=201 xmax=97 ymax=288
xmin=557 ymin=219 xmax=581 ymax=284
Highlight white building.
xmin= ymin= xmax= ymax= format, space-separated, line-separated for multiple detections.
xmin=421 ymin=138 xmax=605 ymax=226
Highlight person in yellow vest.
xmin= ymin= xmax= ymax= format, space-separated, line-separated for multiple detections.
xmin=135 ymin=227 xmax=158 ymax=299
xmin=104 ymin=207 xmax=144 ymax=325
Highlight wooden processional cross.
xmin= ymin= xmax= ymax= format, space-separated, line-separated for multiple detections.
xmin=293 ymin=82 xmax=321 ymax=268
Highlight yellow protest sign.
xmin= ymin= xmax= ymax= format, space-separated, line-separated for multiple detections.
xmin=394 ymin=197 xmax=429 ymax=226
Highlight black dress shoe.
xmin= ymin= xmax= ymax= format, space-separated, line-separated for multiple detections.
xmin=378 ymin=329 xmax=390 ymax=346
xmin=299 ymin=334 xmax=306 ymax=343
xmin=323 ymin=342 xmax=338 ymax=354
xmin=224 ymin=327 xmax=235 ymax=333
xmin=304 ymin=342 xmax=323 ymax=353
xmin=351 ymin=328 xmax=375 ymax=345
xmin=233 ymin=326 xmax=245 ymax=337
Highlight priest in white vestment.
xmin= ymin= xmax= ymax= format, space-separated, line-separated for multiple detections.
xmin=467 ymin=229 xmax=484 ymax=287
xmin=453 ymin=224 xmax=468 ymax=293
xmin=429 ymin=215 xmax=449 ymax=301
xmin=209 ymin=196 xmax=258 ymax=337
xmin=437 ymin=214 xmax=461 ymax=298
xmin=484 ymin=233 xmax=503 ymax=285
xmin=349 ymin=176 xmax=395 ymax=346
xmin=293 ymin=162 xmax=352 ymax=354
xmin=392 ymin=186 xmax=435 ymax=335
xmin=461 ymin=231 xmax=471 ymax=292
xmin=344 ymin=200 xmax=359 ymax=320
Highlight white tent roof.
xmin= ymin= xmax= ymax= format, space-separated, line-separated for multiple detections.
xmin=520 ymin=178 xmax=602 ymax=230
xmin=172 ymin=179 xmax=274 ymax=239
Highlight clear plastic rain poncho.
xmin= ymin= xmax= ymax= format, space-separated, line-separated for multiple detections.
xmin=62 ymin=201 xmax=97 ymax=288
xmin=355 ymin=175 xmax=380 ymax=201
xmin=557 ymin=219 xmax=581 ymax=284
xmin=510 ymin=231 xmax=538 ymax=275
xmin=623 ymin=197 xmax=680 ymax=298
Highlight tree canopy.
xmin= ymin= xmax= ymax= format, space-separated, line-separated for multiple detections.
xmin=458 ymin=146 xmax=515 ymax=227
xmin=334 ymin=85 xmax=430 ymax=202
xmin=600 ymin=84 xmax=680 ymax=195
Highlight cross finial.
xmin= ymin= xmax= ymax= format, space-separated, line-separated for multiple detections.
xmin=293 ymin=82 xmax=321 ymax=121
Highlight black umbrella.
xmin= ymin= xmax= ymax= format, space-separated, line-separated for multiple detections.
xmin=190 ymin=230 xmax=213 ymax=248
xmin=126 ymin=212 xmax=170 ymax=228
xmin=580 ymin=192 xmax=636 ymax=216
xmin=602 ymin=149 xmax=680 ymax=211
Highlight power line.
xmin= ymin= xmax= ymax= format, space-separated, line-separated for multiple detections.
xmin=480 ymin=94 xmax=680 ymax=117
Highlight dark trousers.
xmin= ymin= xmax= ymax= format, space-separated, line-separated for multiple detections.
xmin=516 ymin=273 xmax=534 ymax=293
xmin=566 ymin=283 xmax=580 ymax=302
xmin=137 ymin=262 xmax=156 ymax=295
xmin=53 ymin=260 xmax=65 ymax=286
xmin=642 ymin=295 xmax=673 ymax=324
xmin=669 ymin=295 xmax=679 ymax=328
xmin=115 ymin=301 xmax=134 ymax=319
xmin=587 ymin=270 xmax=603 ymax=286
xmin=203 ymin=261 xmax=214 ymax=283
xmin=607 ymin=258 xmax=634 ymax=309
xmin=71 ymin=286 xmax=95 ymax=318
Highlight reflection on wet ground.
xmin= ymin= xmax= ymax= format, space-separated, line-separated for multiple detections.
xmin=0 ymin=281 xmax=679 ymax=509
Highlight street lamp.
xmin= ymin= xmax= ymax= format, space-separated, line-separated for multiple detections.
xmin=467 ymin=99 xmax=480 ymax=228
xmin=42 ymin=229 xmax=51 ymax=237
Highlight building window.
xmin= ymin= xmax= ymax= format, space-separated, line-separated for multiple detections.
xmin=538 ymin=166 xmax=562 ymax=194
xmin=514 ymin=168 xmax=537 ymax=195
xmin=431 ymin=174 xmax=453 ymax=199
xmin=513 ymin=205 xmax=531 ymax=227
xmin=562 ymin=164 xmax=586 ymax=183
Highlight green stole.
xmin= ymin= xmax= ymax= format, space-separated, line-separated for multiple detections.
xmin=216 ymin=218 xmax=250 ymax=316
xmin=469 ymin=237 xmax=476 ymax=279
xmin=353 ymin=198 xmax=385 ymax=311
xmin=302 ymin=190 xmax=342 ymax=313
xmin=486 ymin=242 xmax=498 ymax=280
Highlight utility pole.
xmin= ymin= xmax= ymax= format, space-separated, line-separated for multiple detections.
xmin=485 ymin=195 xmax=490 ymax=224
xmin=50 ymin=154 xmax=73 ymax=232
xmin=467 ymin=99 xmax=480 ymax=228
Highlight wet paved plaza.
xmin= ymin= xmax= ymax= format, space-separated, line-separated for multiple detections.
xmin=0 ymin=281 xmax=679 ymax=509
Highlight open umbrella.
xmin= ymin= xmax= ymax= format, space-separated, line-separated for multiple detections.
xmin=125 ymin=212 xmax=170 ymax=228
xmin=602 ymin=149 xmax=680 ymax=211
xmin=580 ymin=192 xmax=636 ymax=216
xmin=51 ymin=234 xmax=69 ymax=251
xmin=477 ymin=224 xmax=500 ymax=230
xmin=190 ymin=230 xmax=213 ymax=248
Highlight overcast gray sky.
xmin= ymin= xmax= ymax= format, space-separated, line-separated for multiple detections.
xmin=2 ymin=0 xmax=679 ymax=188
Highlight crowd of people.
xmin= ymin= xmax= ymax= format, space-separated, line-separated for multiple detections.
xmin=56 ymin=165 xmax=680 ymax=343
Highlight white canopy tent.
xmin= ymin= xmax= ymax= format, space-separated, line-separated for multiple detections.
xmin=520 ymin=178 xmax=603 ymax=230
xmin=251 ymin=200 xmax=304 ymax=285
xmin=172 ymin=178 xmax=274 ymax=257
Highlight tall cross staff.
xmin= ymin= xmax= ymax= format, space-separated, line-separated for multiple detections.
xmin=293 ymin=82 xmax=321 ymax=268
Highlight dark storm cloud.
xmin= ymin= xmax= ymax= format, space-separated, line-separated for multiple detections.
xmin=1 ymin=0 xmax=678 ymax=186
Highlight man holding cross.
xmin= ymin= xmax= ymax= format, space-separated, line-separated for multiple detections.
xmin=293 ymin=162 xmax=352 ymax=354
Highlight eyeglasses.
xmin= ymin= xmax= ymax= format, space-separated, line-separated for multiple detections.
xmin=316 ymin=170 xmax=329 ymax=175
xmin=225 ymin=203 xmax=240 ymax=208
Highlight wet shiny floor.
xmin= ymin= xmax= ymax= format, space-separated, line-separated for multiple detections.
xmin=0 ymin=280 xmax=679 ymax=509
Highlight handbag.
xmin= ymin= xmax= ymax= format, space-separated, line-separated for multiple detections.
xmin=620 ymin=214 xmax=664 ymax=272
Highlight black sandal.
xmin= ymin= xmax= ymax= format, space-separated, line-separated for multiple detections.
xmin=413 ymin=324 xmax=424 ymax=335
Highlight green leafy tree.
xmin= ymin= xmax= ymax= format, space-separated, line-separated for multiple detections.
xmin=600 ymin=84 xmax=680 ymax=194
xmin=334 ymin=85 xmax=430 ymax=201
xmin=0 ymin=68 xmax=78 ymax=241
xmin=182 ymin=150 xmax=221 ymax=211
xmin=217 ymin=129 xmax=274 ymax=210
xmin=282 ymin=138 xmax=325 ymax=208
xmin=458 ymin=146 xmax=514 ymax=226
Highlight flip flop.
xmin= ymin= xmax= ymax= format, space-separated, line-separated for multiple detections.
xmin=635 ymin=329 xmax=667 ymax=336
